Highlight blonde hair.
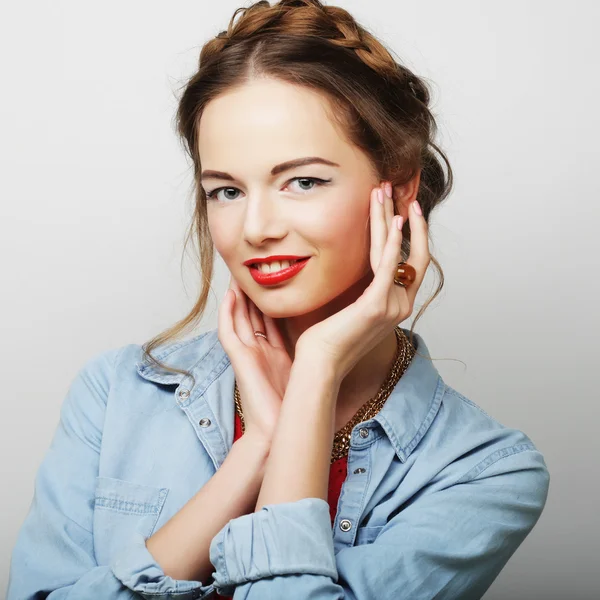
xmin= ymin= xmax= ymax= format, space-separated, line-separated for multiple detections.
xmin=142 ymin=0 xmax=453 ymax=379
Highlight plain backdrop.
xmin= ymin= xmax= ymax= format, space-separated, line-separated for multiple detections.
xmin=1 ymin=1 xmax=598 ymax=598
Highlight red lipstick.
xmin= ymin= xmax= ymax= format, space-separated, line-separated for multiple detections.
xmin=247 ymin=257 xmax=310 ymax=286
xmin=243 ymin=255 xmax=309 ymax=266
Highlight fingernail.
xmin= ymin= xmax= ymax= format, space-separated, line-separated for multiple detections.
xmin=396 ymin=215 xmax=404 ymax=230
xmin=377 ymin=188 xmax=384 ymax=204
xmin=412 ymin=200 xmax=422 ymax=216
xmin=384 ymin=182 xmax=393 ymax=198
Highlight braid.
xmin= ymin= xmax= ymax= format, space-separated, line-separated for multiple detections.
xmin=200 ymin=0 xmax=426 ymax=103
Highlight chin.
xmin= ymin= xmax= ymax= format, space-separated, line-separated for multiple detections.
xmin=252 ymin=285 xmax=344 ymax=321
xmin=245 ymin=289 xmax=313 ymax=318
xmin=256 ymin=302 xmax=315 ymax=320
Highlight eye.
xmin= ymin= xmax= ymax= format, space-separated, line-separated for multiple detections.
xmin=205 ymin=187 xmax=241 ymax=202
xmin=205 ymin=177 xmax=332 ymax=202
xmin=287 ymin=177 xmax=331 ymax=193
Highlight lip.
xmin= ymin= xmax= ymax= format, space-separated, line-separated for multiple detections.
xmin=243 ymin=255 xmax=309 ymax=266
xmin=248 ymin=257 xmax=310 ymax=286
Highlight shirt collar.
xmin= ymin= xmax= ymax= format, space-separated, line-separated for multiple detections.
xmin=136 ymin=327 xmax=444 ymax=463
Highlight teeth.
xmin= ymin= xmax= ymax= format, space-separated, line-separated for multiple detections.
xmin=255 ymin=259 xmax=301 ymax=274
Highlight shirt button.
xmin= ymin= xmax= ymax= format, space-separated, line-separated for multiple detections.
xmin=353 ymin=467 xmax=366 ymax=474
xmin=178 ymin=389 xmax=190 ymax=400
xmin=359 ymin=427 xmax=369 ymax=438
xmin=339 ymin=519 xmax=352 ymax=532
xmin=199 ymin=418 xmax=212 ymax=427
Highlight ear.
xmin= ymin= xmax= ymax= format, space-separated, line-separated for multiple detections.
xmin=393 ymin=169 xmax=422 ymax=220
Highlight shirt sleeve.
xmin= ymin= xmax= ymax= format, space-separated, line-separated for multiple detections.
xmin=6 ymin=348 xmax=215 ymax=600
xmin=209 ymin=444 xmax=550 ymax=599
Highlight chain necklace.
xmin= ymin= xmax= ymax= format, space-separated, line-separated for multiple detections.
xmin=233 ymin=326 xmax=415 ymax=464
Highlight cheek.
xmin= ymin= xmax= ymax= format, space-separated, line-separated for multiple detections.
xmin=207 ymin=211 xmax=237 ymax=260
xmin=314 ymin=191 xmax=370 ymax=254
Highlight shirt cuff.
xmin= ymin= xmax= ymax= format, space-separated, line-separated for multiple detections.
xmin=209 ymin=497 xmax=338 ymax=596
xmin=111 ymin=531 xmax=215 ymax=599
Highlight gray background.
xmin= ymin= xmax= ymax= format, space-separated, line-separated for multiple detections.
xmin=1 ymin=1 xmax=597 ymax=598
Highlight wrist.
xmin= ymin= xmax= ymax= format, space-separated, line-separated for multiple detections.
xmin=292 ymin=348 xmax=341 ymax=390
xmin=234 ymin=430 xmax=271 ymax=460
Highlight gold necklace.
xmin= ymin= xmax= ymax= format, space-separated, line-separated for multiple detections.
xmin=233 ymin=326 xmax=415 ymax=464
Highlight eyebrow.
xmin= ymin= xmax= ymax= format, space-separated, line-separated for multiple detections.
xmin=200 ymin=156 xmax=341 ymax=182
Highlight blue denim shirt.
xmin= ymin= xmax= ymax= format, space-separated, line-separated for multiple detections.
xmin=7 ymin=327 xmax=550 ymax=599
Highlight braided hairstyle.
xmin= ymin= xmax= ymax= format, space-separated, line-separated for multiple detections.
xmin=143 ymin=0 xmax=452 ymax=378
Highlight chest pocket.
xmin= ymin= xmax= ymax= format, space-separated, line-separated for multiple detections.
xmin=93 ymin=476 xmax=169 ymax=565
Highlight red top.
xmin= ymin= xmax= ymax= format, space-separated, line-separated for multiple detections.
xmin=214 ymin=410 xmax=348 ymax=599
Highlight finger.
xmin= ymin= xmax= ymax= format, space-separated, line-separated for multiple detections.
xmin=404 ymin=200 xmax=431 ymax=304
xmin=263 ymin=314 xmax=287 ymax=350
xmin=371 ymin=213 xmax=405 ymax=298
xmin=380 ymin=181 xmax=395 ymax=270
xmin=370 ymin=186 xmax=387 ymax=273
xmin=218 ymin=289 xmax=243 ymax=355
xmin=229 ymin=278 xmax=256 ymax=345
xmin=383 ymin=181 xmax=394 ymax=230
xmin=247 ymin=298 xmax=267 ymax=340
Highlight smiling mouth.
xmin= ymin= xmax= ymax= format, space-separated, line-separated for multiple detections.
xmin=247 ymin=257 xmax=311 ymax=285
xmin=251 ymin=258 xmax=307 ymax=273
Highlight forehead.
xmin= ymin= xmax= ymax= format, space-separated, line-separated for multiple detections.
xmin=197 ymin=78 xmax=355 ymax=170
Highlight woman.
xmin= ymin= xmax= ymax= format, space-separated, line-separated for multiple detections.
xmin=7 ymin=1 xmax=550 ymax=598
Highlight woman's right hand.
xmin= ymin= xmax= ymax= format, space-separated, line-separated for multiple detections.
xmin=218 ymin=276 xmax=293 ymax=444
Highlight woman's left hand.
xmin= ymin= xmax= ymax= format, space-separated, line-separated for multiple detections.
xmin=295 ymin=182 xmax=430 ymax=383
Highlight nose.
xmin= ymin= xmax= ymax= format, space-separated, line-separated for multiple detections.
xmin=243 ymin=189 xmax=287 ymax=247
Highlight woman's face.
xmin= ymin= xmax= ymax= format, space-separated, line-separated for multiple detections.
xmin=198 ymin=77 xmax=382 ymax=321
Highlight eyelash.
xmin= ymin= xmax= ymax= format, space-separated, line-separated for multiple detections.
xmin=205 ymin=177 xmax=332 ymax=201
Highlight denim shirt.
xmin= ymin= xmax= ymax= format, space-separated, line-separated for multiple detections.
xmin=7 ymin=327 xmax=550 ymax=600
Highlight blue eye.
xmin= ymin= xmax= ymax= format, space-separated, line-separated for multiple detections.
xmin=289 ymin=177 xmax=328 ymax=192
xmin=205 ymin=177 xmax=332 ymax=202
xmin=205 ymin=187 xmax=241 ymax=201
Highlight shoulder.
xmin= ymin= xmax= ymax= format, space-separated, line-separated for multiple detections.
xmin=55 ymin=331 xmax=222 ymax=446
xmin=82 ymin=328 xmax=222 ymax=385
xmin=64 ymin=328 xmax=220 ymax=408
xmin=430 ymin=382 xmax=549 ymax=486
xmin=440 ymin=382 xmax=536 ymax=446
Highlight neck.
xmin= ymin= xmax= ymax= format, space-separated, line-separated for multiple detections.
xmin=274 ymin=272 xmax=400 ymax=417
